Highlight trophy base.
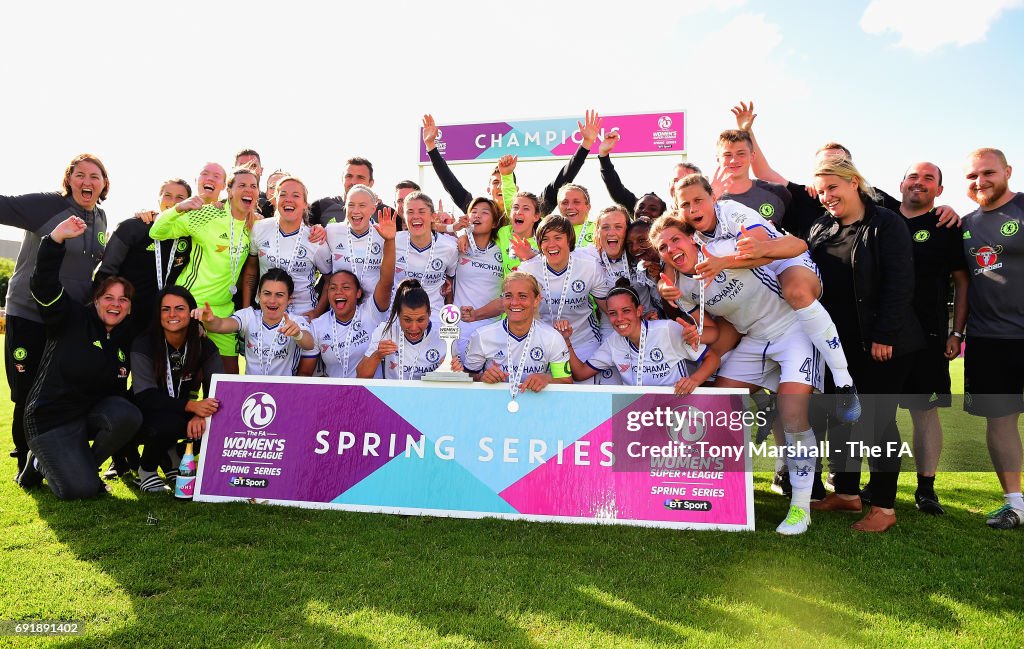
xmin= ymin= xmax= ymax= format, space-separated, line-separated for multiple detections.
xmin=421 ymin=371 xmax=473 ymax=382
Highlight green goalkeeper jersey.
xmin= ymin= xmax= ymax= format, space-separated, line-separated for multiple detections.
xmin=150 ymin=204 xmax=250 ymax=308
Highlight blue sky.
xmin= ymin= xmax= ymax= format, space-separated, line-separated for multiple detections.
xmin=1 ymin=0 xmax=1022 ymax=240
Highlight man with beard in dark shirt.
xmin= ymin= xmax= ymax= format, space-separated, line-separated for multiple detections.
xmin=960 ymin=148 xmax=1024 ymax=529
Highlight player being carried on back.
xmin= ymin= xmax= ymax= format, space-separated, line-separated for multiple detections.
xmin=674 ymin=160 xmax=861 ymax=423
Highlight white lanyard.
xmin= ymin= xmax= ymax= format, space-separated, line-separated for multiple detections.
xmin=273 ymin=223 xmax=304 ymax=276
xmin=633 ymin=321 xmax=648 ymax=387
xmin=346 ymin=225 xmax=373 ymax=281
xmin=694 ymin=247 xmax=706 ymax=338
xmin=601 ymin=249 xmax=633 ymax=284
xmin=541 ymin=255 xmax=575 ymax=323
xmin=401 ymin=234 xmax=437 ymax=281
xmin=467 ymin=230 xmax=483 ymax=254
xmin=332 ymin=310 xmax=359 ymax=377
xmin=154 ymin=239 xmax=179 ymax=290
xmin=255 ymin=319 xmax=285 ymax=376
xmin=396 ymin=328 xmax=424 ymax=381
xmin=228 ymin=214 xmax=242 ymax=295
xmin=506 ymin=321 xmax=536 ymax=405
xmin=164 ymin=341 xmax=188 ymax=398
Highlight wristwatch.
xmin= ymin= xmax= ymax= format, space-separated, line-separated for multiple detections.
xmin=950 ymin=331 xmax=964 ymax=339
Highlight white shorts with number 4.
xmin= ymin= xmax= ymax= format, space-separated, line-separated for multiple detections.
xmin=767 ymin=251 xmax=820 ymax=280
xmin=717 ymin=329 xmax=824 ymax=392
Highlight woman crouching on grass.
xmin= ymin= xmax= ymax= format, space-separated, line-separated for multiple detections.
xmin=560 ymin=277 xmax=719 ymax=393
xmin=453 ymin=272 xmax=573 ymax=406
xmin=17 ymin=216 xmax=142 ymax=499
xmin=130 ymin=286 xmax=223 ymax=493
xmin=192 ymin=269 xmax=315 ymax=376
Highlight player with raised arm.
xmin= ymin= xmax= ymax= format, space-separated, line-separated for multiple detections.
xmin=486 ymin=154 xmax=541 ymax=274
xmin=422 ymin=111 xmax=602 ymax=216
xmin=358 ymin=279 xmax=447 ymax=381
xmin=597 ymin=129 xmax=674 ymax=219
xmin=728 ymin=101 xmax=960 ymax=238
xmin=192 ymin=269 xmax=315 ymax=376
xmin=15 ymin=216 xmax=140 ymax=498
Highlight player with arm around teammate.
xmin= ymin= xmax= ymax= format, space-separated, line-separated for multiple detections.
xmin=652 ymin=213 xmax=823 ymax=535
xmin=562 ymin=277 xmax=719 ymax=394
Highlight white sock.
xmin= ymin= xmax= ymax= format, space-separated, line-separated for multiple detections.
xmin=795 ymin=301 xmax=854 ymax=387
xmin=786 ymin=428 xmax=817 ymax=510
xmin=1005 ymin=492 xmax=1024 ymax=511
xmin=774 ymin=456 xmax=786 ymax=473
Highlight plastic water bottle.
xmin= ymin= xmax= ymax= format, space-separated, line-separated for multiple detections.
xmin=174 ymin=442 xmax=196 ymax=500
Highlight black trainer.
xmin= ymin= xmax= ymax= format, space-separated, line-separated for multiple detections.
xmin=915 ymin=491 xmax=945 ymax=515
xmin=15 ymin=451 xmax=43 ymax=489
xmin=770 ymin=469 xmax=792 ymax=497
xmin=835 ymin=385 xmax=862 ymax=424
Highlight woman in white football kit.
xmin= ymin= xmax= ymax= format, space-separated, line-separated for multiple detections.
xmin=300 ymin=209 xmax=397 ymax=378
xmin=454 ymin=272 xmax=573 ymax=398
xmin=454 ymin=197 xmax=506 ymax=358
xmin=324 ymin=184 xmax=390 ymax=292
xmin=580 ymin=206 xmax=653 ymax=340
xmin=519 ymin=214 xmax=610 ymax=381
xmin=563 ymin=277 xmax=719 ymax=393
xmin=393 ymin=191 xmax=459 ymax=319
xmin=242 ymin=176 xmax=331 ymax=319
xmin=652 ymin=212 xmax=820 ymax=536
xmin=357 ymin=279 xmax=446 ymax=381
xmin=192 ymin=268 xmax=315 ymax=376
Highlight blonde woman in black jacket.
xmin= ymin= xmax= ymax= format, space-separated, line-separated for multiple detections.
xmin=806 ymin=158 xmax=924 ymax=532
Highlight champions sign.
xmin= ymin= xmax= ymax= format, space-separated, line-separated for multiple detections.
xmin=195 ymin=377 xmax=753 ymax=531
xmin=419 ymin=112 xmax=686 ymax=164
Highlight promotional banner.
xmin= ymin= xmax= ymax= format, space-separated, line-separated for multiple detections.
xmin=418 ymin=112 xmax=686 ymax=164
xmin=195 ymin=377 xmax=753 ymax=531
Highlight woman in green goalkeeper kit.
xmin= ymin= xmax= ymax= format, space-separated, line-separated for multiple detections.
xmin=150 ymin=167 xmax=261 ymax=374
